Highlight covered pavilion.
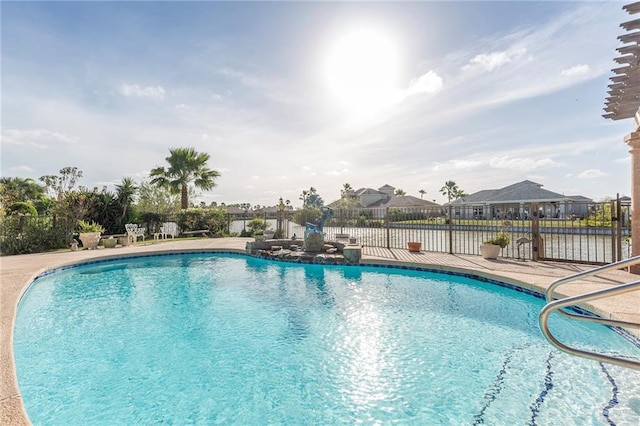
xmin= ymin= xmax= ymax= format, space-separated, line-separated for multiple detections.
xmin=604 ymin=1 xmax=640 ymax=273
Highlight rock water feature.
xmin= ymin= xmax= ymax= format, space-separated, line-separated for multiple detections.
xmin=245 ymin=207 xmax=361 ymax=264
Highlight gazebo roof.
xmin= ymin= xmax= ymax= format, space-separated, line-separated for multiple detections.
xmin=604 ymin=2 xmax=640 ymax=121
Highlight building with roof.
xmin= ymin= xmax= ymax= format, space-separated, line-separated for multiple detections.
xmin=448 ymin=180 xmax=592 ymax=220
xmin=328 ymin=184 xmax=440 ymax=212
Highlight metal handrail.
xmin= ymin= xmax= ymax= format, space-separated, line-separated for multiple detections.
xmin=539 ymin=255 xmax=640 ymax=370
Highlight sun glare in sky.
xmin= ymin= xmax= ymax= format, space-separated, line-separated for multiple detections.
xmin=323 ymin=27 xmax=400 ymax=119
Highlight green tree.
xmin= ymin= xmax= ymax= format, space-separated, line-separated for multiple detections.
xmin=300 ymin=186 xmax=324 ymax=208
xmin=394 ymin=188 xmax=406 ymax=196
xmin=136 ymin=180 xmax=181 ymax=214
xmin=7 ymin=201 xmax=38 ymax=216
xmin=292 ymin=205 xmax=322 ymax=226
xmin=439 ymin=180 xmax=467 ymax=203
xmin=247 ymin=217 xmax=268 ymax=235
xmin=39 ymin=167 xmax=83 ymax=200
xmin=149 ymin=147 xmax=220 ymax=209
xmin=39 ymin=167 xmax=95 ymax=229
xmin=419 ymin=189 xmax=426 ymax=199
xmin=341 ymin=183 xmax=355 ymax=199
xmin=115 ymin=177 xmax=138 ymax=225
xmin=83 ymin=188 xmax=114 ymax=233
xmin=0 ymin=177 xmax=45 ymax=210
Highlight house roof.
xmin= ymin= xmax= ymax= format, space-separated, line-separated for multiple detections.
xmin=355 ymin=187 xmax=387 ymax=196
xmin=450 ymin=180 xmax=592 ymax=205
xmin=382 ymin=195 xmax=440 ymax=208
xmin=225 ymin=206 xmax=245 ymax=214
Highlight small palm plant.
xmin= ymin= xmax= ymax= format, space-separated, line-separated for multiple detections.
xmin=484 ymin=232 xmax=510 ymax=248
xmin=77 ymin=220 xmax=105 ymax=233
xmin=484 ymin=220 xmax=511 ymax=248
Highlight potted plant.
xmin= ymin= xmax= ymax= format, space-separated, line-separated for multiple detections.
xmin=407 ymin=241 xmax=422 ymax=252
xmin=263 ymin=228 xmax=275 ymax=240
xmin=77 ymin=220 xmax=105 ymax=250
xmin=480 ymin=232 xmax=510 ymax=259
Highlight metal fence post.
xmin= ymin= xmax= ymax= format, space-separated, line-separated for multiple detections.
xmin=385 ymin=207 xmax=391 ymax=249
xmin=531 ymin=203 xmax=541 ymax=261
xmin=448 ymin=204 xmax=453 ymax=254
xmin=615 ymin=195 xmax=623 ymax=262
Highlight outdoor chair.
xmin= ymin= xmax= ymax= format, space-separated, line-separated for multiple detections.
xmin=160 ymin=222 xmax=179 ymax=239
xmin=125 ymin=223 xmax=146 ymax=244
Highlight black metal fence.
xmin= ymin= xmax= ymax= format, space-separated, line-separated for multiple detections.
xmin=1 ymin=199 xmax=631 ymax=264
xmin=312 ymin=199 xmax=631 ymax=265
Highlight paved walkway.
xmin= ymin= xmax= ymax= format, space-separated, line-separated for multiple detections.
xmin=2 ymin=237 xmax=639 ymax=425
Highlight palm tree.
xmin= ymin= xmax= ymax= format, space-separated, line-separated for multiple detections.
xmin=439 ymin=180 xmax=466 ymax=203
xmin=341 ymin=183 xmax=355 ymax=199
xmin=394 ymin=188 xmax=406 ymax=196
xmin=0 ymin=177 xmax=45 ymax=209
xmin=115 ymin=177 xmax=138 ymax=224
xmin=150 ymin=147 xmax=220 ymax=209
xmin=419 ymin=189 xmax=426 ymax=199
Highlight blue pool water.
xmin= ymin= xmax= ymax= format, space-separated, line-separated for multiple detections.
xmin=14 ymin=253 xmax=640 ymax=425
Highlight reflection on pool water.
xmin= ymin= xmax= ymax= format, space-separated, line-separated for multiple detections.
xmin=14 ymin=253 xmax=640 ymax=424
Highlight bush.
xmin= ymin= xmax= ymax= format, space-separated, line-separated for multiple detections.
xmin=484 ymin=232 xmax=510 ymax=248
xmin=247 ymin=217 xmax=268 ymax=235
xmin=292 ymin=206 xmax=322 ymax=226
xmin=175 ymin=207 xmax=229 ymax=235
xmin=8 ymin=202 xmax=38 ymax=216
xmin=0 ymin=216 xmax=72 ymax=255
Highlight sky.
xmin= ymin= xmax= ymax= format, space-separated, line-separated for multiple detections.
xmin=1 ymin=1 xmax=636 ymax=207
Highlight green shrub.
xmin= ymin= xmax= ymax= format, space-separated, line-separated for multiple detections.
xmin=8 ymin=202 xmax=38 ymax=216
xmin=0 ymin=216 xmax=72 ymax=255
xmin=77 ymin=220 xmax=105 ymax=233
xmin=175 ymin=207 xmax=229 ymax=235
xmin=292 ymin=206 xmax=321 ymax=226
xmin=484 ymin=232 xmax=510 ymax=248
xmin=247 ymin=217 xmax=268 ymax=235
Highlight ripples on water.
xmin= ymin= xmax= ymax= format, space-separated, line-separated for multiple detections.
xmin=14 ymin=253 xmax=640 ymax=424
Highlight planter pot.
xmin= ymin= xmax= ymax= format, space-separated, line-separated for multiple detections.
xmin=79 ymin=232 xmax=101 ymax=250
xmin=480 ymin=244 xmax=501 ymax=259
xmin=407 ymin=242 xmax=422 ymax=253
xmin=118 ymin=236 xmax=130 ymax=247
xmin=103 ymin=238 xmax=117 ymax=248
xmin=264 ymin=231 xmax=275 ymax=240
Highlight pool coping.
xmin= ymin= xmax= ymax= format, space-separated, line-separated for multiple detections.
xmin=2 ymin=237 xmax=640 ymax=425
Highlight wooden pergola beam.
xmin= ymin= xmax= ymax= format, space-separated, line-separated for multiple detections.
xmin=618 ymin=31 xmax=640 ymax=43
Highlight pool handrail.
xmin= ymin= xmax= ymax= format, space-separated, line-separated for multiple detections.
xmin=539 ymin=255 xmax=640 ymax=370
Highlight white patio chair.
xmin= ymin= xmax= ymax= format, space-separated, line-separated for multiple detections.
xmin=160 ymin=222 xmax=179 ymax=239
xmin=125 ymin=223 xmax=146 ymax=244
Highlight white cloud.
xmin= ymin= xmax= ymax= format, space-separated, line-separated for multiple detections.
xmin=489 ymin=156 xmax=561 ymax=170
xmin=0 ymin=129 xmax=78 ymax=147
xmin=119 ymin=84 xmax=165 ymax=100
xmin=432 ymin=159 xmax=483 ymax=171
xmin=560 ymin=64 xmax=591 ymax=77
xmin=614 ymin=157 xmax=631 ymax=164
xmin=577 ymin=169 xmax=606 ymax=178
xmin=8 ymin=165 xmax=34 ymax=173
xmin=463 ymin=47 xmax=527 ymax=72
xmin=406 ymin=71 xmax=444 ymax=96
xmin=324 ymin=168 xmax=350 ymax=176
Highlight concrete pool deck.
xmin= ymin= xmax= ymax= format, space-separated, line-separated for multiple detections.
xmin=1 ymin=237 xmax=639 ymax=424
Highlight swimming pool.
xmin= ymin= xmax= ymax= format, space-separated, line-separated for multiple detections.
xmin=13 ymin=252 xmax=640 ymax=424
